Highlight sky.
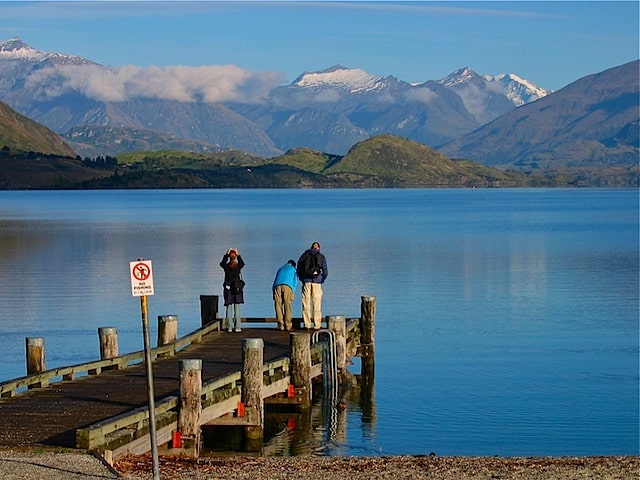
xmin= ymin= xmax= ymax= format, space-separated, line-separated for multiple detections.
xmin=0 ymin=1 xmax=637 ymax=97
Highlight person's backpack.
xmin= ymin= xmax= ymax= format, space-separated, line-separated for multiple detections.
xmin=300 ymin=251 xmax=321 ymax=278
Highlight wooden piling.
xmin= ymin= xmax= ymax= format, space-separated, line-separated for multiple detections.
xmin=290 ymin=333 xmax=312 ymax=409
xmin=98 ymin=327 xmax=119 ymax=360
xmin=25 ymin=337 xmax=47 ymax=389
xmin=158 ymin=315 xmax=178 ymax=357
xmin=360 ymin=296 xmax=376 ymax=360
xmin=327 ymin=315 xmax=347 ymax=370
xmin=359 ymin=296 xmax=375 ymax=423
xmin=242 ymin=338 xmax=264 ymax=445
xmin=178 ymin=359 xmax=202 ymax=456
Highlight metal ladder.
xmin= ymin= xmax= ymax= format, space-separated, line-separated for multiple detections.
xmin=312 ymin=329 xmax=339 ymax=442
xmin=312 ymin=329 xmax=338 ymax=404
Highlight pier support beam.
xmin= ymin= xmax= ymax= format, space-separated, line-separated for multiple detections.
xmin=178 ymin=359 xmax=202 ymax=457
xmin=328 ymin=315 xmax=347 ymax=370
xmin=25 ymin=337 xmax=47 ymax=388
xmin=157 ymin=315 xmax=178 ymax=357
xmin=290 ymin=332 xmax=312 ymax=409
xmin=242 ymin=338 xmax=264 ymax=449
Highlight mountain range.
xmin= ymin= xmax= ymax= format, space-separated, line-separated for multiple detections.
xmin=0 ymin=37 xmax=637 ymax=186
xmin=0 ymin=37 xmax=548 ymax=158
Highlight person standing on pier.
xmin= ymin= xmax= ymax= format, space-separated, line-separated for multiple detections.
xmin=272 ymin=259 xmax=298 ymax=331
xmin=297 ymin=242 xmax=328 ymax=330
xmin=220 ymin=248 xmax=245 ymax=332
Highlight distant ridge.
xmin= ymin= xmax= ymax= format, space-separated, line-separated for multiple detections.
xmin=1 ymin=134 xmax=561 ymax=189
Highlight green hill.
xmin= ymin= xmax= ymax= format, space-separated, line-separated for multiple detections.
xmin=324 ymin=134 xmax=536 ymax=187
xmin=0 ymin=101 xmax=76 ymax=157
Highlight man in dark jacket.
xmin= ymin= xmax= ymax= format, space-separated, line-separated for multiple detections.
xmin=296 ymin=242 xmax=328 ymax=330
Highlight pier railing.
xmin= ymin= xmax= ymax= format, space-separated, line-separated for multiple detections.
xmin=0 ymin=318 xmax=225 ymax=398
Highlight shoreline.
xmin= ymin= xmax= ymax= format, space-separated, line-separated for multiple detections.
xmin=115 ymin=454 xmax=640 ymax=480
xmin=0 ymin=451 xmax=638 ymax=480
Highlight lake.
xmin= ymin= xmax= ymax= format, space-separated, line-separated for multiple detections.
xmin=0 ymin=188 xmax=637 ymax=457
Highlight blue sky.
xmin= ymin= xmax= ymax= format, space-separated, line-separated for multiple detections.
xmin=0 ymin=1 xmax=638 ymax=92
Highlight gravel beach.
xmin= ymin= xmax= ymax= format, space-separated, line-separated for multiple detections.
xmin=0 ymin=451 xmax=637 ymax=480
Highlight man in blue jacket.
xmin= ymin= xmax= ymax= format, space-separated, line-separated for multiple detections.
xmin=272 ymin=259 xmax=298 ymax=331
xmin=296 ymin=242 xmax=328 ymax=330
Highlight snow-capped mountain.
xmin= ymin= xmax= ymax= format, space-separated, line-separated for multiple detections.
xmin=0 ymin=36 xmax=94 ymax=65
xmin=292 ymin=65 xmax=403 ymax=93
xmin=0 ymin=37 xmax=551 ymax=156
xmin=439 ymin=67 xmax=549 ymax=106
xmin=485 ymin=72 xmax=550 ymax=106
xmin=438 ymin=67 xmax=478 ymax=87
xmin=436 ymin=67 xmax=550 ymax=123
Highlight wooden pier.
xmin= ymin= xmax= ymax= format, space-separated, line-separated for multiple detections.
xmin=0 ymin=295 xmax=375 ymax=462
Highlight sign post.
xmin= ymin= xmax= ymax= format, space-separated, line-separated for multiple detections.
xmin=130 ymin=259 xmax=160 ymax=480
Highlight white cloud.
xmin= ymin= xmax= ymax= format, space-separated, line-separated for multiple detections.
xmin=25 ymin=63 xmax=284 ymax=104
xmin=403 ymin=86 xmax=437 ymax=104
xmin=455 ymin=84 xmax=491 ymax=118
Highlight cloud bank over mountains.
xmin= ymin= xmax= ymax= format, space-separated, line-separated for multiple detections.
xmin=26 ymin=62 xmax=444 ymax=107
xmin=26 ymin=63 xmax=285 ymax=104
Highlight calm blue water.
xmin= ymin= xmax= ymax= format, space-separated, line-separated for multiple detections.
xmin=0 ymin=189 xmax=637 ymax=457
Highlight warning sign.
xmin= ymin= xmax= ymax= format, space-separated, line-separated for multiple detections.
xmin=130 ymin=260 xmax=154 ymax=297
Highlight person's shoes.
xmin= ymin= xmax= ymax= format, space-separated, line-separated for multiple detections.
xmin=227 ymin=330 xmax=233 ymax=333
xmin=278 ymin=326 xmax=285 ymax=331
xmin=235 ymin=328 xmax=242 ymax=333
xmin=314 ymin=327 xmax=321 ymax=331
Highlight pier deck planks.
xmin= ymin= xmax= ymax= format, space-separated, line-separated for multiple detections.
xmin=0 ymin=328 xmax=291 ymax=449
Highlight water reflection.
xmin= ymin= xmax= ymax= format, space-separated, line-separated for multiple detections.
xmin=202 ymin=365 xmax=377 ymax=457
